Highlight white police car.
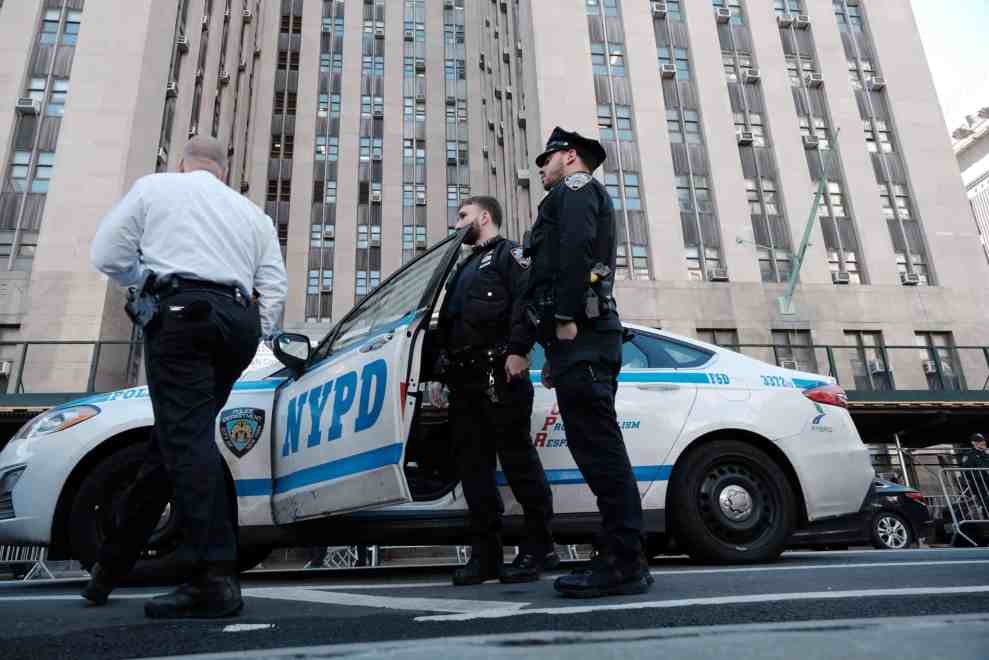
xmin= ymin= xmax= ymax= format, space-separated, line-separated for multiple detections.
xmin=0 ymin=231 xmax=873 ymax=575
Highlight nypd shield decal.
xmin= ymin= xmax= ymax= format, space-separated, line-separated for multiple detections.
xmin=220 ymin=407 xmax=265 ymax=458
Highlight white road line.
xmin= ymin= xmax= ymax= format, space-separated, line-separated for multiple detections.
xmin=222 ymin=623 xmax=275 ymax=633
xmin=647 ymin=559 xmax=989 ymax=577
xmin=414 ymin=585 xmax=989 ymax=622
xmin=247 ymin=586 xmax=530 ymax=614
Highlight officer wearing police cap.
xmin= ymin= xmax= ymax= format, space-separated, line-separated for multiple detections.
xmin=523 ymin=127 xmax=653 ymax=598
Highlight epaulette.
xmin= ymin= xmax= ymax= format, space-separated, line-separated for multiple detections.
xmin=564 ymin=172 xmax=592 ymax=191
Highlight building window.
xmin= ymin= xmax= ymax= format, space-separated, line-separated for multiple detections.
xmin=27 ymin=77 xmax=46 ymax=103
xmin=667 ymin=109 xmax=701 ymax=144
xmin=591 ymin=43 xmax=625 ymax=77
xmin=658 ymin=47 xmax=690 ymax=81
xmin=915 ymin=332 xmax=965 ymax=391
xmin=597 ymin=104 xmax=634 ymax=141
xmin=786 ymin=56 xmax=816 ymax=86
xmin=9 ymin=151 xmax=30 ymax=192
xmin=835 ymin=2 xmax=863 ymax=33
xmin=774 ymin=0 xmax=802 ymax=16
xmin=62 ymin=10 xmax=81 ymax=45
xmin=356 ymin=270 xmax=381 ymax=297
xmin=30 ymin=152 xmax=54 ymax=193
xmin=315 ymin=136 xmax=338 ymax=161
xmin=799 ymin=116 xmax=830 ymax=149
xmin=46 ymin=80 xmax=68 ymax=116
xmin=772 ymin=330 xmax=818 ymax=373
xmin=666 ymin=0 xmax=684 ymax=21
xmin=320 ymin=53 xmax=332 ymax=73
xmin=844 ymin=331 xmax=892 ymax=391
xmin=586 ymin=0 xmax=619 ymax=17
xmin=277 ymin=50 xmax=300 ymax=71
xmin=40 ymin=9 xmax=60 ymax=45
xmin=864 ymin=120 xmax=893 ymax=153
xmin=697 ymin=328 xmax=740 ymax=351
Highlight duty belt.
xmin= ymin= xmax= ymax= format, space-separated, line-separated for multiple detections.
xmin=447 ymin=344 xmax=509 ymax=404
xmin=158 ymin=276 xmax=250 ymax=308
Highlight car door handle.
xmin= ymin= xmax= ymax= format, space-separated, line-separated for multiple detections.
xmin=360 ymin=333 xmax=393 ymax=353
xmin=636 ymin=383 xmax=681 ymax=391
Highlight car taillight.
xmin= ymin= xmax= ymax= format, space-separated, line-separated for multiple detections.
xmin=803 ymin=384 xmax=848 ymax=409
xmin=905 ymin=491 xmax=925 ymax=503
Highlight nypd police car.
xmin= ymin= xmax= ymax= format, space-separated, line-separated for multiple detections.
xmin=0 ymin=231 xmax=873 ymax=575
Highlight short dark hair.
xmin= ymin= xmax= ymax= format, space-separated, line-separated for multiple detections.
xmin=458 ymin=195 xmax=503 ymax=228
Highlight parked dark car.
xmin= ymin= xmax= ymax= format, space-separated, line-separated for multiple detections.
xmin=788 ymin=479 xmax=934 ymax=550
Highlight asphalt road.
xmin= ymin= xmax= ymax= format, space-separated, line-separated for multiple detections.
xmin=0 ymin=548 xmax=987 ymax=660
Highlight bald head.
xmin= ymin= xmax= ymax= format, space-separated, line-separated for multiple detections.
xmin=180 ymin=135 xmax=228 ymax=178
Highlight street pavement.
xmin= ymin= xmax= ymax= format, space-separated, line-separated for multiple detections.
xmin=0 ymin=548 xmax=987 ymax=659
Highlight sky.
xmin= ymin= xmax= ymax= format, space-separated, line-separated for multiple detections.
xmin=910 ymin=0 xmax=989 ymax=131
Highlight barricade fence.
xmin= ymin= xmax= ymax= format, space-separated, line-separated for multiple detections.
xmin=938 ymin=467 xmax=989 ymax=547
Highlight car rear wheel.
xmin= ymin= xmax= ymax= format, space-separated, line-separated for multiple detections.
xmin=670 ymin=439 xmax=797 ymax=564
xmin=68 ymin=442 xmax=267 ymax=582
xmin=871 ymin=512 xmax=914 ymax=550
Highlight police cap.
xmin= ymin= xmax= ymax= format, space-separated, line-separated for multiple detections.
xmin=535 ymin=126 xmax=607 ymax=171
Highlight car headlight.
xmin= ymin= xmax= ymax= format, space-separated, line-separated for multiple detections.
xmin=13 ymin=405 xmax=101 ymax=441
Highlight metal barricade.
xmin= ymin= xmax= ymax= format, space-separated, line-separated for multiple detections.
xmin=938 ymin=468 xmax=989 ymax=547
xmin=0 ymin=545 xmax=55 ymax=580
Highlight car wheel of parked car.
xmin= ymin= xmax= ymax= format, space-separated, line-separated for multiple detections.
xmin=670 ymin=439 xmax=796 ymax=564
xmin=68 ymin=442 xmax=263 ymax=582
xmin=871 ymin=512 xmax=914 ymax=550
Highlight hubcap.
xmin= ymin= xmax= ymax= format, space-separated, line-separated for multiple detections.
xmin=719 ymin=485 xmax=754 ymax=522
xmin=877 ymin=516 xmax=908 ymax=549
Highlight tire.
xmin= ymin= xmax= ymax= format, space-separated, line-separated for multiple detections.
xmin=670 ymin=439 xmax=797 ymax=564
xmin=871 ymin=511 xmax=915 ymax=550
xmin=69 ymin=443 xmax=188 ymax=583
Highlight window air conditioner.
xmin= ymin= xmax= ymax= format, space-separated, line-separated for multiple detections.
xmin=517 ymin=168 xmax=530 ymax=187
xmin=176 ymin=35 xmax=190 ymax=53
xmin=446 ymin=96 xmax=457 ymax=106
xmin=404 ymin=29 xmax=414 ymax=41
xmin=0 ymin=361 xmax=11 ymax=377
xmin=15 ymin=97 xmax=41 ymax=115
xmin=795 ymin=15 xmax=811 ymax=29
xmin=805 ymin=73 xmax=824 ymax=88
xmin=777 ymin=15 xmax=794 ymax=28
xmin=660 ymin=64 xmax=677 ymax=79
xmin=165 ymin=83 xmax=178 ymax=98
xmin=517 ymin=113 xmax=526 ymax=129
xmin=708 ymin=268 xmax=730 ymax=282
xmin=374 ymin=27 xmax=385 ymax=39
xmin=779 ymin=359 xmax=798 ymax=370
xmin=157 ymin=147 xmax=168 ymax=164
xmin=219 ymin=71 xmax=231 ymax=85
xmin=737 ymin=130 xmax=755 ymax=146
xmin=242 ymin=9 xmax=254 ymax=23
xmin=715 ymin=7 xmax=731 ymax=23
xmin=651 ymin=2 xmax=668 ymax=19
xmin=370 ymin=191 xmax=382 ymax=203
xmin=831 ymin=270 xmax=850 ymax=284
xmin=803 ymin=135 xmax=820 ymax=150
xmin=922 ymin=360 xmax=938 ymax=375
xmin=867 ymin=76 xmax=886 ymax=91
xmin=900 ymin=271 xmax=920 ymax=286
xmin=743 ymin=68 xmax=761 ymax=84
xmin=868 ymin=359 xmax=888 ymax=374
xmin=369 ymin=239 xmax=381 ymax=248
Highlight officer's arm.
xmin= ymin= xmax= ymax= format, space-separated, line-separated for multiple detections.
xmin=505 ymin=248 xmax=535 ymax=356
xmin=254 ymin=217 xmax=289 ymax=337
xmin=554 ymin=186 xmax=598 ymax=321
xmin=90 ymin=177 xmax=150 ymax=288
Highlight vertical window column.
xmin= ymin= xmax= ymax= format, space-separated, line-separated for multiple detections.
xmin=355 ymin=2 xmax=385 ymax=300
xmin=654 ymin=3 xmax=723 ymax=281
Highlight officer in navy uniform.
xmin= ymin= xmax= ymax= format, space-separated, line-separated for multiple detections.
xmin=436 ymin=195 xmax=557 ymax=586
xmin=523 ymin=127 xmax=653 ymax=598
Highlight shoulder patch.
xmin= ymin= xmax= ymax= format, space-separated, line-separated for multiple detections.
xmin=564 ymin=172 xmax=593 ymax=191
xmin=510 ymin=246 xmax=531 ymax=269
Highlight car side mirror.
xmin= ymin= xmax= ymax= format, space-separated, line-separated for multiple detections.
xmin=272 ymin=333 xmax=311 ymax=374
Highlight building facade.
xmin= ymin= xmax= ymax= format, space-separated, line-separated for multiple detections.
xmin=0 ymin=0 xmax=986 ymax=400
xmin=954 ymin=106 xmax=989 ymax=265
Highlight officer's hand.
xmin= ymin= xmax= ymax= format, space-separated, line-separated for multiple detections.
xmin=505 ymin=354 xmax=529 ymax=382
xmin=540 ymin=361 xmax=554 ymax=389
xmin=555 ymin=321 xmax=578 ymax=341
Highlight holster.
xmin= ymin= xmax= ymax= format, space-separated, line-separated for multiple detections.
xmin=125 ymin=273 xmax=160 ymax=329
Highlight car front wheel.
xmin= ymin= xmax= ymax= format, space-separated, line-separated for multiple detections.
xmin=670 ymin=439 xmax=797 ymax=564
xmin=68 ymin=442 xmax=265 ymax=582
xmin=871 ymin=512 xmax=915 ymax=550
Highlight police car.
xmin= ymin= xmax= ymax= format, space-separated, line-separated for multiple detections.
xmin=0 ymin=231 xmax=873 ymax=575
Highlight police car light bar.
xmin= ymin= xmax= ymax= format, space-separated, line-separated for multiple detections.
xmin=803 ymin=384 xmax=848 ymax=409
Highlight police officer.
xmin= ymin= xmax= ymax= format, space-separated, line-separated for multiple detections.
xmin=524 ymin=127 xmax=652 ymax=598
xmin=437 ymin=196 xmax=556 ymax=585
xmin=84 ymin=136 xmax=288 ymax=618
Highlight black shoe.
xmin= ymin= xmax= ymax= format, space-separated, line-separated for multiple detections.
xmin=553 ymin=552 xmax=653 ymax=599
xmin=500 ymin=550 xmax=561 ymax=584
xmin=81 ymin=563 xmax=118 ymax=606
xmin=452 ymin=556 xmax=503 ymax=586
xmin=144 ymin=574 xmax=243 ymax=619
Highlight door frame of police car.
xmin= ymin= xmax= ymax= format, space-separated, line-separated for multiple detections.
xmin=268 ymin=228 xmax=467 ymax=525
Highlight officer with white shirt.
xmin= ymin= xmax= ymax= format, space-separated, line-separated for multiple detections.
xmin=83 ymin=136 xmax=288 ymax=619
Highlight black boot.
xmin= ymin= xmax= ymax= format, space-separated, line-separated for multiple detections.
xmin=144 ymin=569 xmax=243 ymax=619
xmin=500 ymin=546 xmax=561 ymax=584
xmin=553 ymin=549 xmax=653 ymax=599
xmin=452 ymin=538 xmax=503 ymax=586
xmin=81 ymin=563 xmax=119 ymax=606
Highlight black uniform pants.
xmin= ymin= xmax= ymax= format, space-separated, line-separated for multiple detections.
xmin=553 ymin=361 xmax=643 ymax=564
xmin=97 ymin=289 xmax=261 ymax=577
xmin=448 ymin=374 xmax=554 ymax=554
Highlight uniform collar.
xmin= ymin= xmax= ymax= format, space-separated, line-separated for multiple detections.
xmin=471 ymin=234 xmax=504 ymax=254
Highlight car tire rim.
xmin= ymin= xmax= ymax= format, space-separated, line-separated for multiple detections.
xmin=876 ymin=515 xmax=908 ymax=549
xmin=697 ymin=459 xmax=778 ymax=547
xmin=94 ymin=471 xmax=181 ymax=561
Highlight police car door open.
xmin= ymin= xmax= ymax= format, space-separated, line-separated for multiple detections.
xmin=271 ymin=231 xmax=466 ymax=524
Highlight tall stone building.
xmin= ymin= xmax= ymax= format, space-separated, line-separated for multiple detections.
xmin=954 ymin=107 xmax=989 ymax=265
xmin=0 ymin=0 xmax=985 ymax=395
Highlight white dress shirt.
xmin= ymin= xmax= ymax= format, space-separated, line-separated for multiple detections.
xmin=91 ymin=170 xmax=288 ymax=336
